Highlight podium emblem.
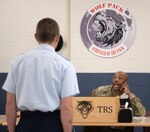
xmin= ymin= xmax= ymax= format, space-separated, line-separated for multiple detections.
xmin=76 ymin=100 xmax=94 ymax=119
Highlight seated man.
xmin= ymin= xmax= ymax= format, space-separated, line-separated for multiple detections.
xmin=84 ymin=71 xmax=146 ymax=132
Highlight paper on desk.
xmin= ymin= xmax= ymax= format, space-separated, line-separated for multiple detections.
xmin=133 ymin=116 xmax=146 ymax=120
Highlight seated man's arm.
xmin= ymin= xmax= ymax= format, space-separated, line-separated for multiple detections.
xmin=129 ymin=93 xmax=146 ymax=116
xmin=91 ymin=85 xmax=111 ymax=97
xmin=91 ymin=89 xmax=98 ymax=96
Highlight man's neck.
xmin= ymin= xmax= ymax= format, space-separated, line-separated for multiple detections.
xmin=38 ymin=42 xmax=56 ymax=49
xmin=111 ymin=87 xmax=122 ymax=96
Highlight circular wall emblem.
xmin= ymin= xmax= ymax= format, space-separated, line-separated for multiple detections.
xmin=80 ymin=2 xmax=136 ymax=57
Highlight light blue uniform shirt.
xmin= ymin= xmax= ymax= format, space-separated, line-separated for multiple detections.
xmin=2 ymin=44 xmax=80 ymax=112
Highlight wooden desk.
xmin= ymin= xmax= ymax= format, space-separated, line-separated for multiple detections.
xmin=0 ymin=115 xmax=6 ymax=125
xmin=0 ymin=115 xmax=20 ymax=126
xmin=1 ymin=115 xmax=150 ymax=127
xmin=73 ymin=117 xmax=150 ymax=127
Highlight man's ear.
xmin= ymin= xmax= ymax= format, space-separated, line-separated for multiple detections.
xmin=55 ymin=34 xmax=60 ymax=44
xmin=34 ymin=33 xmax=39 ymax=41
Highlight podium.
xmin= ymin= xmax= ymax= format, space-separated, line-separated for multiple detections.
xmin=72 ymin=96 xmax=120 ymax=125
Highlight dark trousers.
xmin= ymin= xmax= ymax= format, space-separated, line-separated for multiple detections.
xmin=16 ymin=110 xmax=63 ymax=132
xmin=84 ymin=126 xmax=134 ymax=132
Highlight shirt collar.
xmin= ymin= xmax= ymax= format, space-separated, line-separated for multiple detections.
xmin=35 ymin=44 xmax=55 ymax=52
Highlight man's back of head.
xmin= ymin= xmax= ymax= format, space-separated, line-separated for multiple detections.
xmin=35 ymin=18 xmax=60 ymax=46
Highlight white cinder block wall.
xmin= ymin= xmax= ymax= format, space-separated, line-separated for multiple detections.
xmin=1 ymin=0 xmax=150 ymax=73
xmin=0 ymin=0 xmax=69 ymax=72
xmin=70 ymin=0 xmax=150 ymax=73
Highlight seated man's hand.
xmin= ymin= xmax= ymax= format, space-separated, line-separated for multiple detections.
xmin=120 ymin=83 xmax=131 ymax=95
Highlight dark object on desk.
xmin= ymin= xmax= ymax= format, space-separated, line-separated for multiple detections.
xmin=120 ymin=98 xmax=131 ymax=108
xmin=118 ymin=108 xmax=133 ymax=123
xmin=55 ymin=35 xmax=63 ymax=52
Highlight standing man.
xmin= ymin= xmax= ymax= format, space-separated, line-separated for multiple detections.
xmin=2 ymin=18 xmax=80 ymax=132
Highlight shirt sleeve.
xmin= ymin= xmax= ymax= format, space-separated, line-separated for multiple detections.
xmin=2 ymin=64 xmax=16 ymax=94
xmin=61 ymin=64 xmax=80 ymax=98
xmin=129 ymin=93 xmax=146 ymax=116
